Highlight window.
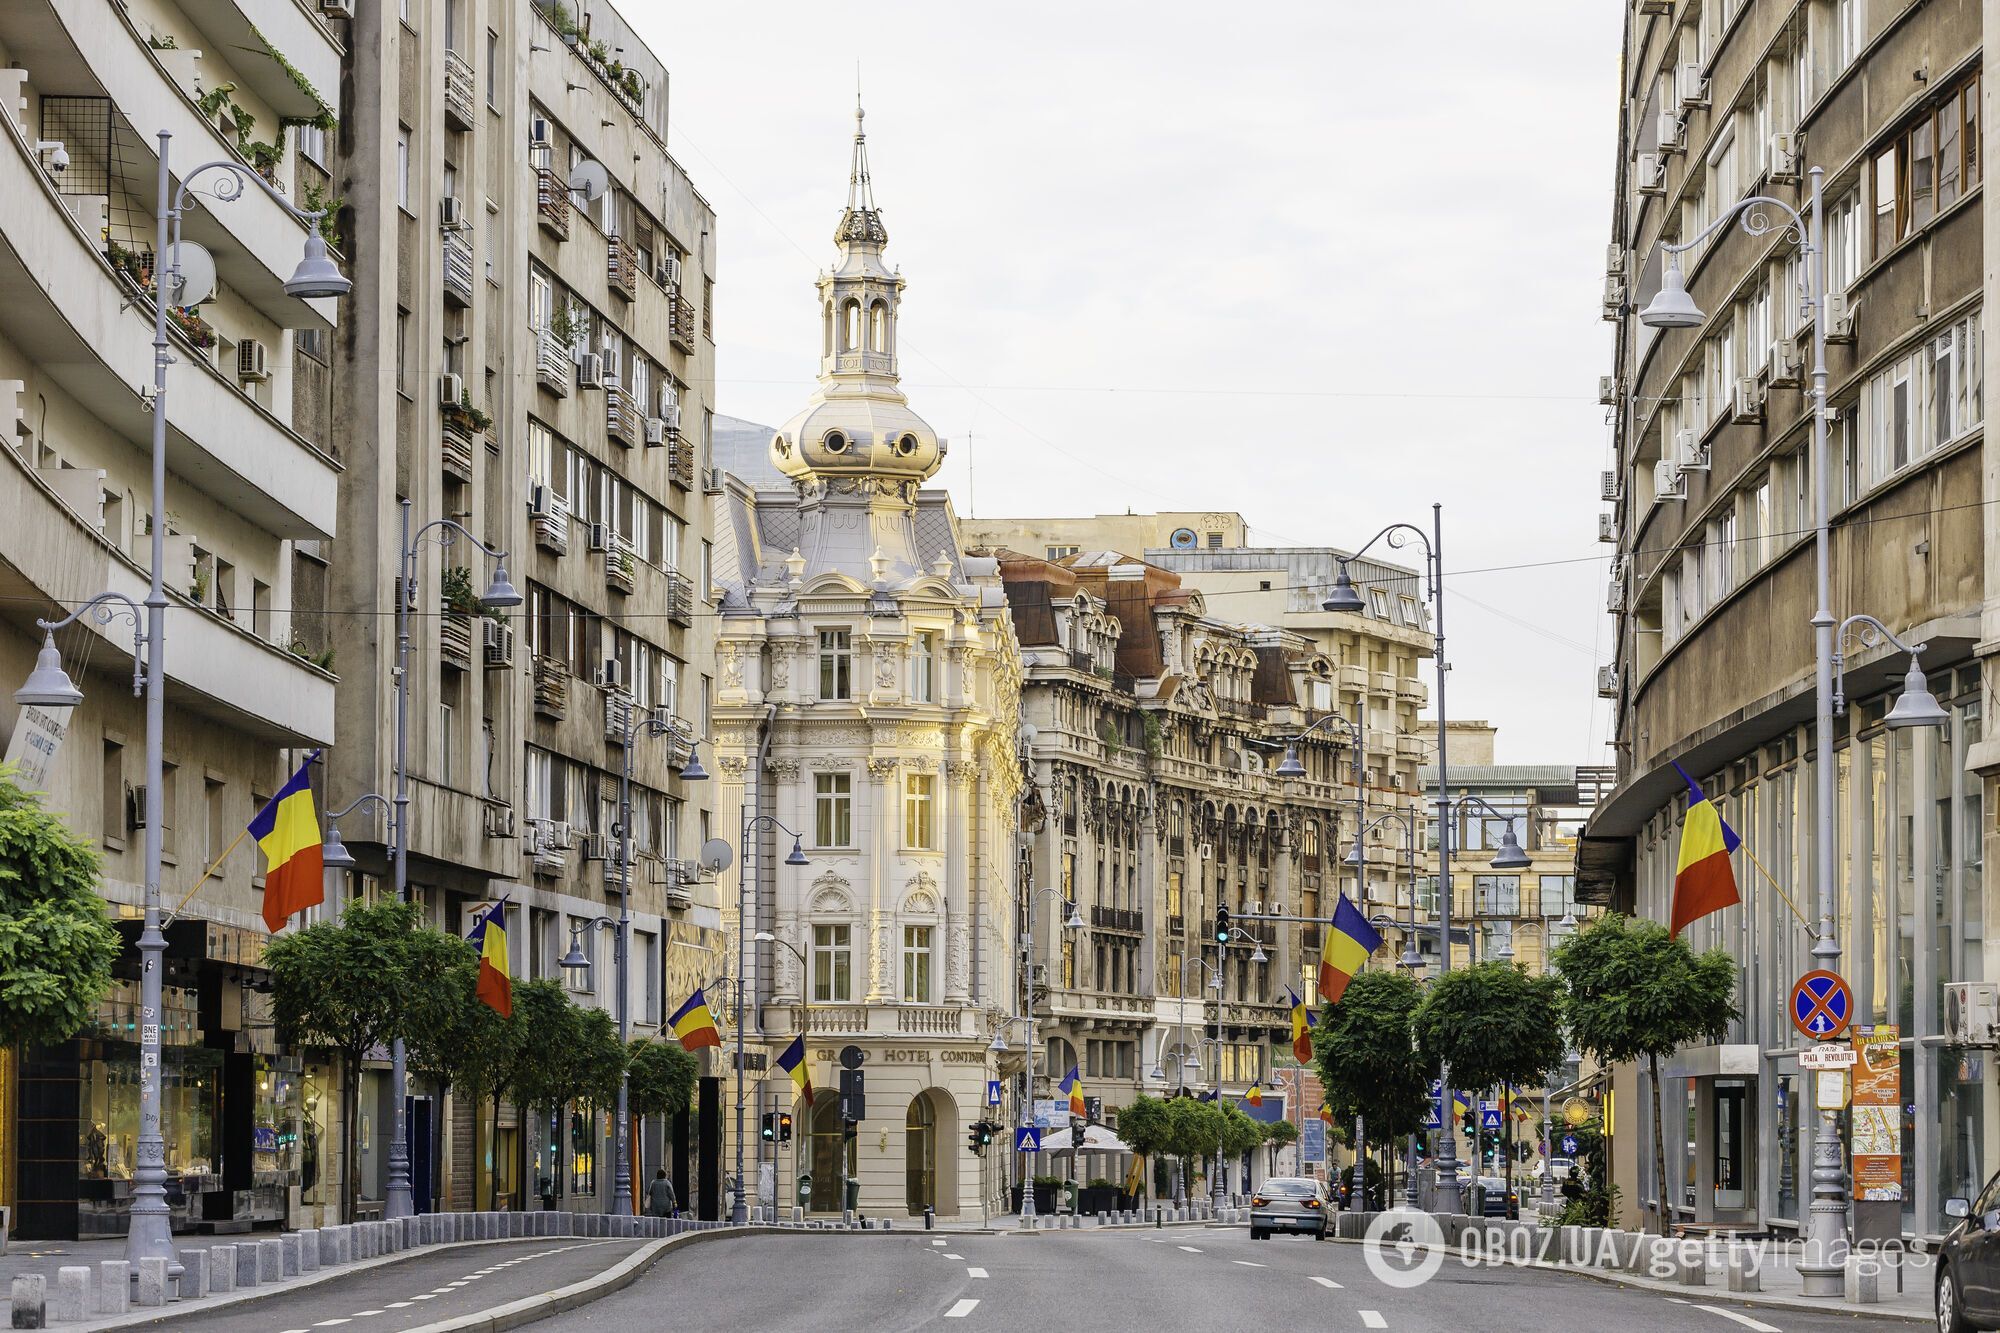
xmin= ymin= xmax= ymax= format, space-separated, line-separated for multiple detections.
xmin=902 ymin=926 xmax=932 ymax=1002
xmin=203 ymin=777 xmax=225 ymax=866
xmin=1045 ymin=545 xmax=1079 ymax=561
xmin=1474 ymin=875 xmax=1520 ymax=915
xmin=904 ymin=774 xmax=936 ymax=850
xmin=814 ymin=773 xmax=852 ymax=848
xmin=818 ymin=629 xmax=852 ymax=700
xmin=296 ymin=122 xmax=328 ymax=168
xmin=1368 ymin=588 xmax=1390 ymax=617
xmin=396 ymin=126 xmax=411 ymax=211
xmin=1875 ymin=75 xmax=1981 ymax=258
xmin=1833 ymin=0 xmax=1862 ymax=77
xmin=1825 ymin=188 xmax=1860 ymax=296
xmin=158 ymin=763 xmax=177 ymax=857
xmin=1541 ymin=874 xmax=1579 ymax=919
xmin=913 ymin=632 xmax=937 ymax=703
xmin=813 ymin=924 xmax=851 ymax=1002
xmin=485 ymin=30 xmax=499 ymax=107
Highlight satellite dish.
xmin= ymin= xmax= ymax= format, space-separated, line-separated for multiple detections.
xmin=169 ymin=242 xmax=217 ymax=307
xmin=568 ymin=158 xmax=609 ymax=202
xmin=699 ymin=837 xmax=734 ymax=873
xmin=1169 ymin=527 xmax=1198 ymax=550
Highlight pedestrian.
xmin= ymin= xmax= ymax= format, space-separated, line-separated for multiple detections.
xmin=646 ymin=1168 xmax=677 ymax=1218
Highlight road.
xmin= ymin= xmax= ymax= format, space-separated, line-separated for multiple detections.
xmin=528 ymin=1224 xmax=1905 ymax=1332
xmin=126 ymin=1237 xmax=645 ymax=1332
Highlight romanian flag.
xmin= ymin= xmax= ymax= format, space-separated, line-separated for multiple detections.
xmin=776 ymin=1034 xmax=813 ymax=1104
xmin=252 ymin=752 xmax=324 ymax=934
xmin=1287 ymin=987 xmax=1317 ymax=1064
xmin=467 ymin=901 xmax=511 ymax=1017
xmin=1061 ymin=1065 xmax=1086 ymax=1119
xmin=1318 ymin=1103 xmax=1334 ymax=1127
xmin=1317 ymin=894 xmax=1382 ymax=1005
xmin=1669 ymin=762 xmax=1741 ymax=936
xmin=668 ymin=988 xmax=722 ymax=1051
xmin=1243 ymin=1083 xmax=1264 ymax=1108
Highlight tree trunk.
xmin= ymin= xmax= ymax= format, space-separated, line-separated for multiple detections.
xmin=490 ymin=1092 xmax=502 ymax=1212
xmin=342 ymin=1052 xmax=361 ymax=1224
xmin=1650 ymin=1050 xmax=1670 ymax=1237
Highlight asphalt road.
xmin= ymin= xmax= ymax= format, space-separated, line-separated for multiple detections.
xmin=529 ymin=1225 xmax=1909 ymax=1332
xmin=126 ymin=1237 xmax=645 ymax=1332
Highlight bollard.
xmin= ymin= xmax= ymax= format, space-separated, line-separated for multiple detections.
xmin=298 ymin=1228 xmax=320 ymax=1273
xmin=10 ymin=1274 xmax=45 ymax=1329
xmin=179 ymin=1248 xmax=210 ymax=1299
xmin=234 ymin=1242 xmax=260 ymax=1289
xmin=210 ymin=1245 xmax=237 ymax=1294
xmin=135 ymin=1257 xmax=168 ymax=1308
xmin=1727 ymin=1246 xmax=1761 ymax=1293
xmin=53 ymin=1268 xmax=91 ymax=1323
xmin=257 ymin=1238 xmax=284 ymax=1284
xmin=97 ymin=1261 xmax=131 ymax=1314
xmin=280 ymin=1232 xmax=301 ymax=1277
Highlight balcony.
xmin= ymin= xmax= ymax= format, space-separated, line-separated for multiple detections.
xmin=441 ymin=415 xmax=476 ymax=481
xmin=603 ymin=689 xmax=632 ymax=744
xmin=604 ymin=538 xmax=635 ymax=595
xmin=443 ymin=48 xmax=476 ymax=131
xmin=168 ymin=0 xmax=338 ymax=128
xmin=665 ymin=569 xmax=694 ymax=624
xmin=667 ymin=436 xmax=696 ymax=489
xmin=1336 ymin=664 xmax=1368 ymax=693
xmin=532 ymin=655 xmax=569 ymax=718
xmin=442 ymin=226 xmax=475 ymax=307
xmin=605 ymin=383 xmax=638 ymax=449
xmin=669 ymin=290 xmax=696 ymax=351
xmin=537 ymin=167 xmax=570 ymax=239
xmin=1216 ymin=697 xmax=1264 ymax=722
xmin=1090 ymin=906 xmax=1144 ymax=933
xmin=607 ymin=234 xmax=638 ymax=302
xmin=536 ymin=333 xmax=571 ymax=398
xmin=532 ymin=497 xmax=570 ymax=554
xmin=439 ymin=611 xmax=473 ymax=671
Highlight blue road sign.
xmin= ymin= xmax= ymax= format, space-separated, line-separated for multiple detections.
xmin=1015 ymin=1126 xmax=1042 ymax=1154
xmin=1422 ymin=1103 xmax=1443 ymax=1130
xmin=1480 ymin=1106 xmax=1503 ymax=1132
xmin=1561 ymin=1134 xmax=1579 ymax=1156
xmin=986 ymin=1079 xmax=1002 ymax=1107
xmin=1790 ymin=970 xmax=1853 ymax=1039
xmin=1429 ymin=1079 xmax=1444 ymax=1097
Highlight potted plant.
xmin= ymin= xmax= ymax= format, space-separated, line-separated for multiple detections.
xmin=548 ymin=305 xmax=580 ymax=350
xmin=168 ymin=306 xmax=216 ymax=350
xmin=442 ymin=390 xmax=493 ymax=437
xmin=440 ymin=565 xmax=482 ymax=617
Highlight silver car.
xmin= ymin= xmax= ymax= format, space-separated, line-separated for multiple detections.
xmin=1249 ymin=1176 xmax=1327 ymax=1240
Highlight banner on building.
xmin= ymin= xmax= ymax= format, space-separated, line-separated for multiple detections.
xmin=3 ymin=702 xmax=72 ymax=791
xmin=1851 ymin=1023 xmax=1902 ymax=1201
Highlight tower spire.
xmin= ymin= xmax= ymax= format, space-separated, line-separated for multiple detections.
xmin=836 ymin=87 xmax=887 ymax=247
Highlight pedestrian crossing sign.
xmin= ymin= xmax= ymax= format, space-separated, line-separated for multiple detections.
xmin=1015 ymin=1126 xmax=1041 ymax=1154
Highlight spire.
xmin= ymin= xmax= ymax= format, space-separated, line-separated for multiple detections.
xmin=836 ymin=90 xmax=888 ymax=247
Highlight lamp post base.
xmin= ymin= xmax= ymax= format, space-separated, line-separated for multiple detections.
xmin=1798 ymin=1262 xmax=1845 ymax=1298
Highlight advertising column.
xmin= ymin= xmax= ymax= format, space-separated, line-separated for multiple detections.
xmin=1850 ymin=1024 xmax=1901 ymax=1243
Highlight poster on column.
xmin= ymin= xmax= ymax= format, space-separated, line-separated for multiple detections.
xmin=1850 ymin=1024 xmax=1902 ymax=1201
xmin=3 ymin=702 xmax=72 ymax=792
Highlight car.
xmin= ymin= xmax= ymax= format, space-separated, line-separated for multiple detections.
xmin=1249 ymin=1176 xmax=1327 ymax=1241
xmin=1472 ymin=1176 xmax=1519 ymax=1219
xmin=1545 ymin=1157 xmax=1575 ymax=1182
xmin=1936 ymin=1173 xmax=2000 ymax=1331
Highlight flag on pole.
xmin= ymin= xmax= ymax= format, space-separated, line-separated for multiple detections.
xmin=1669 ymin=762 xmax=1741 ymax=935
xmin=1243 ymin=1083 xmax=1264 ymax=1108
xmin=1061 ymin=1064 xmax=1086 ymax=1118
xmin=1287 ymin=987 xmax=1317 ymax=1064
xmin=1317 ymin=1103 xmax=1334 ymax=1127
xmin=251 ymin=752 xmax=323 ymax=933
xmin=466 ymin=901 xmax=512 ymax=1017
xmin=668 ymin=988 xmax=722 ymax=1051
xmin=775 ymin=1034 xmax=813 ymax=1103
xmin=1317 ymin=894 xmax=1382 ymax=1004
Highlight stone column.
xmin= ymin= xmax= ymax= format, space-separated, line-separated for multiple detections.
xmin=1272 ymin=810 xmax=1298 ymax=998
xmin=944 ymin=758 xmax=977 ymax=1003
xmin=866 ymin=757 xmax=900 ymax=1002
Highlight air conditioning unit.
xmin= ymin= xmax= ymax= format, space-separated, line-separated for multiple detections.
xmin=237 ymin=338 xmax=270 ymax=382
xmin=1609 ymin=555 xmax=1628 ymax=582
xmin=596 ymin=657 xmax=624 ymax=689
xmin=545 ymin=820 xmax=574 ymax=851
xmin=440 ymin=196 xmax=464 ymax=229
xmin=661 ymin=402 xmax=683 ymax=432
xmin=1945 ymin=982 xmax=2000 ymax=1046
xmin=1769 ymin=344 xmax=1805 ymax=388
xmin=1596 ymin=664 xmax=1620 ymax=699
xmin=587 ymin=521 xmax=611 ymax=552
xmin=1606 ymin=244 xmax=1626 ymax=276
xmin=1598 ymin=375 xmax=1620 ymax=406
xmin=1601 ymin=469 xmax=1622 ymax=502
xmin=528 ymin=481 xmax=555 ymax=516
xmin=659 ymin=254 xmax=683 ymax=287
xmin=1677 ymin=62 xmax=1709 ymax=108
xmin=482 ymin=802 xmax=516 ymax=839
xmin=643 ymin=417 xmax=666 ymax=447
xmin=482 ymin=618 xmax=515 ymax=669
xmin=1732 ymin=375 xmax=1766 ymax=423
xmin=1602 ymin=275 xmax=1626 ymax=319
xmin=1598 ymin=513 xmax=1619 ymax=543
xmin=1606 ymin=580 xmax=1626 ymax=614
xmin=1654 ymin=458 xmax=1685 ymax=498
xmin=320 ymin=0 xmax=354 ymax=16
xmin=437 ymin=372 xmax=463 ymax=406
xmin=1823 ymin=291 xmax=1856 ymax=344
xmin=581 ymin=834 xmax=609 ymax=863
xmin=1770 ymin=132 xmax=1800 ymax=183
xmin=1635 ymin=152 xmax=1665 ymax=197
xmin=529 ymin=117 xmax=551 ymax=149
xmin=1673 ymin=429 xmax=1701 ymax=467
xmin=1656 ymin=112 xmax=1682 ymax=152
xmin=127 ymin=784 xmax=148 ymax=831
xmin=577 ymin=352 xmax=604 ymax=389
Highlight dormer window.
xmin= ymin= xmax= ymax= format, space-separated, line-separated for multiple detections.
xmin=895 ymin=433 xmax=919 ymax=457
xmin=823 ymin=430 xmax=849 ymax=455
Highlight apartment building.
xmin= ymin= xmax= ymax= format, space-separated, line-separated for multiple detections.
xmin=1588 ymin=0 xmax=1988 ymax=1238
xmin=0 ymin=0 xmax=343 ymax=1238
xmin=327 ymin=0 xmax=719 ymax=1217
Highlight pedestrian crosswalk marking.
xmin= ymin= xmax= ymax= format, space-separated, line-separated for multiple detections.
xmin=1691 ymin=1306 xmax=1780 ymax=1332
xmin=945 ymin=1298 xmax=980 ymax=1318
xmin=944 ymin=1253 xmax=963 ymax=1259
xmin=1360 ymin=1313 xmax=1387 ymax=1329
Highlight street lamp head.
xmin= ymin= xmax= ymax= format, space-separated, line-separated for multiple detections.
xmin=1063 ymin=901 xmax=1085 ymax=930
xmin=479 ymin=561 xmax=524 ymax=609
xmin=559 ymin=934 xmax=591 ymax=970
xmin=321 ymin=824 xmax=357 ymax=871
xmin=1489 ymin=825 xmax=1532 ymax=871
xmin=678 ymin=746 xmax=709 ymax=782
xmin=1320 ymin=560 xmax=1366 ymax=614
xmin=1343 ymin=842 xmax=1364 ymax=868
xmin=1399 ymin=944 xmax=1423 ymax=971
xmin=1249 ymin=941 xmax=1268 ymax=965
xmin=1558 ymin=909 xmax=1579 ymax=931
xmin=1185 ymin=1054 xmax=1201 ymax=1073
xmin=785 ymin=837 xmax=810 ymax=867
xmin=283 ymin=229 xmax=353 ymax=300
xmin=1208 ymin=969 xmax=1223 ymax=992
xmin=752 ymin=930 xmax=776 ymax=943
xmin=988 ymin=1032 xmax=1009 ymax=1054
xmin=1273 ymin=744 xmax=1305 ymax=779
xmin=1637 ymin=259 xmax=1705 ymax=329
xmin=1883 ymin=655 xmax=1950 ymax=730
xmin=14 ymin=632 xmax=83 ymax=708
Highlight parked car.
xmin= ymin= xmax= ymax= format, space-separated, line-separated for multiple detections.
xmin=1472 ymin=1176 xmax=1519 ymax=1219
xmin=1545 ymin=1157 xmax=1575 ymax=1181
xmin=1936 ymin=1173 xmax=2000 ymax=1331
xmin=1249 ymin=1176 xmax=1327 ymax=1241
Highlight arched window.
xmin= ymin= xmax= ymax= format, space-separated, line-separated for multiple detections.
xmin=905 ymin=1093 xmax=937 ymax=1211
xmin=869 ymin=301 xmax=888 ymax=352
xmin=841 ymin=299 xmax=861 ymax=351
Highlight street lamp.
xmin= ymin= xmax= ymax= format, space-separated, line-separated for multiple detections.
xmin=14 ymin=128 xmax=350 ymax=1277
xmin=724 ymin=808 xmax=808 ymax=1224
xmin=1017 ymin=883 xmax=1086 ymax=1223
xmin=385 ymin=498 xmax=518 ymax=1219
xmin=753 ymin=928 xmax=814 ymax=1215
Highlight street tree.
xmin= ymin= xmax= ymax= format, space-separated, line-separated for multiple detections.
xmin=0 ymin=768 xmax=120 ymax=1049
xmin=510 ymin=980 xmax=585 ymax=1199
xmin=1314 ymin=969 xmax=1431 ymax=1144
xmin=626 ymin=1037 xmax=697 ymax=1182
xmin=1217 ymin=1103 xmax=1267 ymax=1194
xmin=1262 ymin=1117 xmax=1299 ymax=1177
xmin=266 ymin=898 xmax=463 ymax=1218
xmin=1413 ymin=961 xmax=1566 ymax=1186
xmin=1162 ymin=1096 xmax=1223 ymax=1198
xmin=1113 ymin=1094 xmax=1172 ymax=1202
xmin=1553 ymin=913 xmax=1737 ymax=1235
xmin=405 ymin=949 xmax=520 ymax=1209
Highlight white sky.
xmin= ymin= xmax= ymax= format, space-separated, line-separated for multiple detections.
xmin=639 ymin=2 xmax=1624 ymax=766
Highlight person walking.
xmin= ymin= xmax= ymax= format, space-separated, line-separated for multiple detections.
xmin=646 ymin=1168 xmax=678 ymax=1218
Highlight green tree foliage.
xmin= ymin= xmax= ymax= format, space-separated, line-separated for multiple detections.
xmin=1552 ymin=914 xmax=1737 ymax=1234
xmin=1218 ymin=1103 xmax=1267 ymax=1160
xmin=404 ymin=949 xmax=520 ymax=1209
xmin=1263 ymin=1118 xmax=1299 ymax=1148
xmin=266 ymin=899 xmax=463 ymax=1218
xmin=1412 ymin=960 xmax=1568 ymax=1094
xmin=1314 ymin=969 xmax=1431 ymax=1142
xmin=1113 ymin=1094 xmax=1172 ymax=1202
xmin=0 ymin=769 xmax=120 ymax=1048
xmin=626 ymin=1040 xmax=697 ymax=1119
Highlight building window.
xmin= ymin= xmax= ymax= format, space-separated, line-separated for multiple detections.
xmin=1368 ymin=588 xmax=1390 ymax=617
xmin=1874 ymin=73 xmax=1981 ymax=258
xmin=1045 ymin=545 xmax=1079 ymax=561
xmin=904 ymin=773 xmax=936 ymax=850
xmin=913 ymin=631 xmax=937 ymax=702
xmin=1475 ymin=875 xmax=1521 ymax=916
xmin=818 ymin=629 xmax=852 ymax=700
xmin=396 ymin=126 xmax=411 ymax=212
xmin=814 ymin=772 xmax=852 ymax=848
xmin=813 ymin=924 xmax=851 ymax=1002
xmin=1541 ymin=874 xmax=1578 ymax=919
xmin=485 ymin=30 xmax=499 ymax=107
xmin=902 ymin=925 xmax=932 ymax=1002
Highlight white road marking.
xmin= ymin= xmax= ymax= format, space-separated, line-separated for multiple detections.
xmin=1178 ymin=1245 xmax=1203 ymax=1253
xmin=385 ymin=1303 xmax=413 ymax=1310
xmin=1691 ymin=1307 xmax=1781 ymax=1332
xmin=932 ymin=1239 xmax=947 ymax=1246
xmin=429 ymin=1287 xmax=456 ymax=1294
xmin=945 ymin=1299 xmax=980 ymax=1318
xmin=311 ymin=1322 xmax=351 ymax=1328
xmin=1360 ymin=1313 xmax=1388 ymax=1329
xmin=1233 ymin=1260 xmax=1266 ymax=1268
xmin=944 ymin=1253 xmax=964 ymax=1259
xmin=1310 ymin=1276 xmax=1343 ymax=1289
xmin=351 ymin=1312 xmax=384 ymax=1319
xmin=967 ymin=1266 xmax=989 ymax=1278
xmin=410 ymin=1294 xmax=436 ymax=1301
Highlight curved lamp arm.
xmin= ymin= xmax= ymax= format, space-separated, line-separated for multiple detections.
xmin=1832 ymin=614 xmax=1932 ymax=718
xmin=178 ymin=158 xmax=328 ymax=230
xmin=1656 ymin=193 xmax=1808 ymax=258
xmin=37 ymin=593 xmax=148 ymax=696
xmin=1333 ymin=521 xmax=1437 ymax=603
xmin=328 ymin=792 xmax=392 ymax=822
xmin=404 ymin=514 xmax=510 ymax=588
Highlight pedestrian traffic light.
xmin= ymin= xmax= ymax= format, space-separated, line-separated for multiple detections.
xmin=1214 ymin=906 xmax=1231 ymax=943
xmin=1071 ymin=1121 xmax=1086 ymax=1150
xmin=761 ymin=1112 xmax=777 ymax=1142
xmin=968 ymin=1124 xmax=987 ymax=1156
xmin=777 ymin=1113 xmax=794 ymax=1143
xmin=978 ymin=1120 xmax=995 ymax=1147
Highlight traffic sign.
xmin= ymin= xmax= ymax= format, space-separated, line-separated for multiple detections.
xmin=1015 ymin=1126 xmax=1041 ymax=1154
xmin=1422 ymin=1103 xmax=1443 ymax=1131
xmin=1799 ymin=1043 xmax=1857 ymax=1070
xmin=838 ymin=1044 xmax=866 ymax=1070
xmin=986 ymin=1079 xmax=1002 ymax=1107
xmin=1791 ymin=971 xmax=1853 ymax=1040
xmin=1480 ymin=1106 xmax=1502 ymax=1132
xmin=1561 ymin=1134 xmax=1579 ymax=1156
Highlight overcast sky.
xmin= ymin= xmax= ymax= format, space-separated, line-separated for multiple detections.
xmin=641 ymin=3 xmax=1623 ymax=766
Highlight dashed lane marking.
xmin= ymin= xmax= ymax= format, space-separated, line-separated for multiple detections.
xmin=945 ymin=1299 xmax=980 ymax=1318
xmin=1310 ymin=1276 xmax=1343 ymax=1289
xmin=932 ymin=1239 xmax=947 ymax=1246
xmin=311 ymin=1322 xmax=351 ymax=1328
xmin=1690 ymin=1307 xmax=1781 ymax=1332
xmin=1233 ymin=1260 xmax=1266 ymax=1268
xmin=967 ymin=1267 xmax=989 ymax=1278
xmin=1178 ymin=1245 xmax=1203 ymax=1253
xmin=1360 ymin=1313 xmax=1387 ymax=1329
xmin=351 ymin=1312 xmax=384 ymax=1318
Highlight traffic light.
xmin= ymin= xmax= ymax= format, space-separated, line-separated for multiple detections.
xmin=761 ymin=1112 xmax=777 ymax=1142
xmin=1214 ymin=906 xmax=1231 ymax=944
xmin=1071 ymin=1121 xmax=1086 ymax=1150
xmin=968 ymin=1122 xmax=988 ymax=1156
xmin=778 ymin=1113 xmax=794 ymax=1143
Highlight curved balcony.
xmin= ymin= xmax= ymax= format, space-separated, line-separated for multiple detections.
xmin=173 ymin=0 xmax=339 ymax=125
xmin=0 ymin=0 xmax=338 ymax=332
xmin=0 ymin=442 xmax=335 ymax=746
xmin=0 ymin=105 xmax=338 ymax=538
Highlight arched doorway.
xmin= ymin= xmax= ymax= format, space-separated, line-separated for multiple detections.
xmin=806 ymin=1092 xmax=855 ymax=1214
xmin=906 ymin=1093 xmax=938 ymax=1212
